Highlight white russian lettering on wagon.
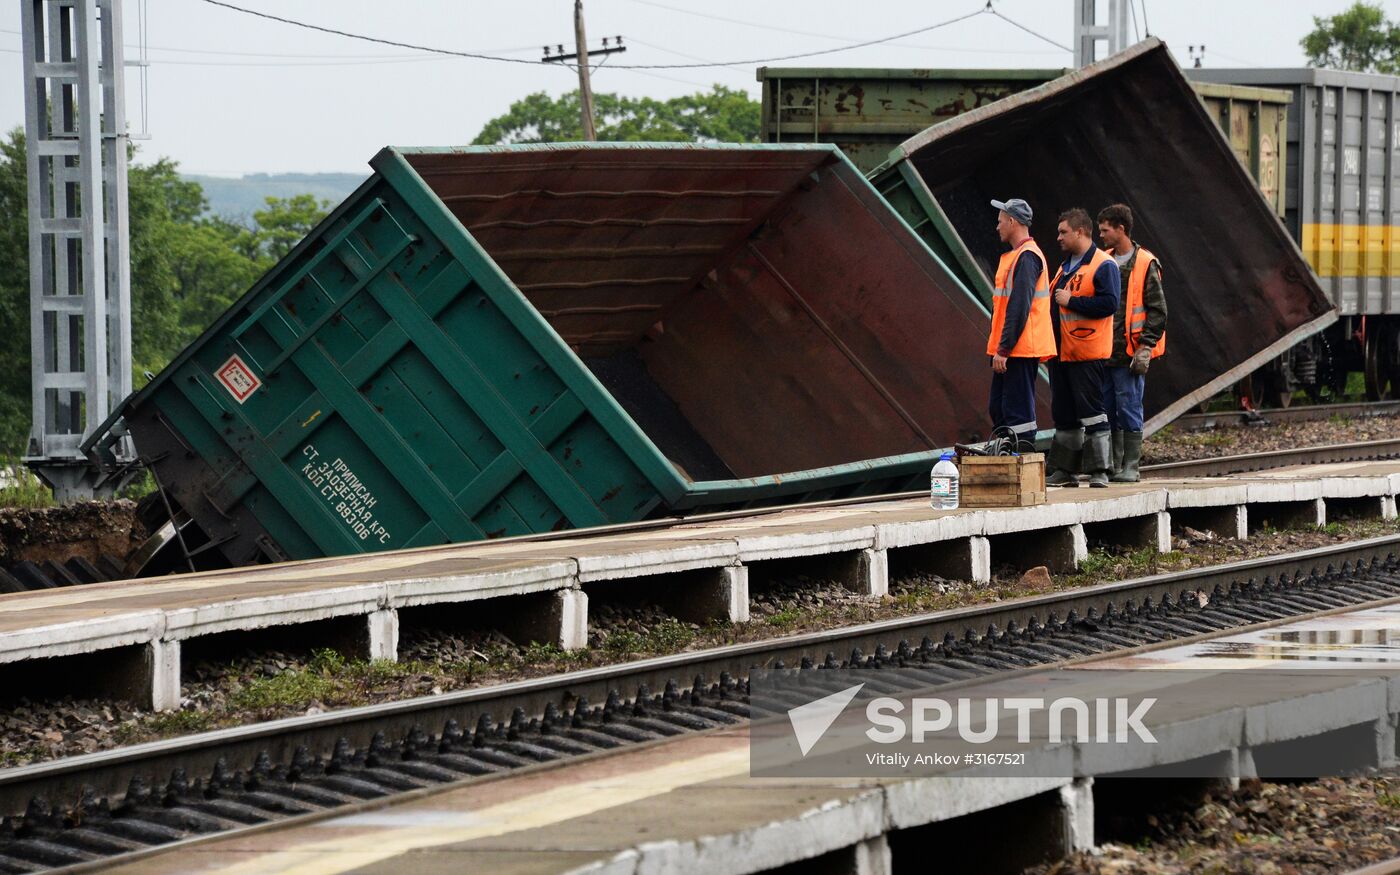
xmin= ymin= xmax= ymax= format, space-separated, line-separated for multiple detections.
xmin=300 ymin=444 xmax=392 ymax=544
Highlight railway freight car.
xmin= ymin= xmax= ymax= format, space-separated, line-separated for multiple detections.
xmin=758 ymin=65 xmax=1289 ymax=221
xmin=84 ymin=143 xmax=1036 ymax=570
xmin=867 ymin=39 xmax=1334 ymax=432
xmin=759 ymin=67 xmax=1066 ymax=173
xmin=1188 ymin=67 xmax=1400 ymax=404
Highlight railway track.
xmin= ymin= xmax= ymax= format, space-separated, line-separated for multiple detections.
xmin=1142 ymin=436 xmax=1400 ymax=478
xmin=4 ymin=537 xmax=1400 ymax=873
xmin=8 ymin=436 xmax=1400 ymax=596
xmin=1172 ymin=400 xmax=1400 ymax=431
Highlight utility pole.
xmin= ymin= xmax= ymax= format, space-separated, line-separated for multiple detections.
xmin=574 ymin=0 xmax=595 ymax=140
xmin=21 ymin=0 xmax=136 ymax=501
xmin=542 ymin=5 xmax=625 ymax=140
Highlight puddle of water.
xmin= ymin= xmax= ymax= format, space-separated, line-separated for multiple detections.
xmin=1190 ymin=626 xmax=1400 ymax=663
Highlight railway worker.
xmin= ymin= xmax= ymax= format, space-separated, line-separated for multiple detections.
xmin=1096 ymin=203 xmax=1166 ymax=483
xmin=1046 ymin=208 xmax=1120 ymax=488
xmin=987 ymin=198 xmax=1055 ymax=454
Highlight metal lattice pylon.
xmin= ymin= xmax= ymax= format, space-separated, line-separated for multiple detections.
xmin=1074 ymin=0 xmax=1132 ymax=68
xmin=20 ymin=0 xmax=135 ymax=501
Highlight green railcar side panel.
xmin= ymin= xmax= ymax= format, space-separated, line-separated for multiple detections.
xmin=130 ymin=175 xmax=658 ymax=563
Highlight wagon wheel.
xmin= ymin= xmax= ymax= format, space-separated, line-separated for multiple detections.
xmin=1248 ymin=369 xmax=1293 ymax=409
xmin=1364 ymin=324 xmax=1400 ymax=400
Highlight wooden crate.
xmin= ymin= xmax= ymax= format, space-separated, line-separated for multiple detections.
xmin=958 ymin=453 xmax=1046 ymax=507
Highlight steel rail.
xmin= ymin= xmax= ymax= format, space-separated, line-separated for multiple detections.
xmin=4 ymin=534 xmax=1398 ymax=822
xmin=1142 ymin=437 xmax=1400 ymax=479
xmin=1172 ymin=400 xmax=1400 ymax=431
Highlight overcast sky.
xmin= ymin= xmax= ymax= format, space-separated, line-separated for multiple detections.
xmin=1 ymin=0 xmax=1396 ymax=175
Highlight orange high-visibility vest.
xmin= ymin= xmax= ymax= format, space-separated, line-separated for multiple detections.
xmin=986 ymin=237 xmax=1055 ymax=360
xmin=1124 ymin=246 xmax=1166 ymax=358
xmin=1051 ymin=247 xmax=1115 ymax=362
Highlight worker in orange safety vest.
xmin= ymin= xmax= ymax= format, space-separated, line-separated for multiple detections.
xmin=1097 ymin=203 xmax=1167 ymax=483
xmin=1046 ymin=208 xmax=1120 ymax=488
xmin=986 ymin=198 xmax=1055 ymax=454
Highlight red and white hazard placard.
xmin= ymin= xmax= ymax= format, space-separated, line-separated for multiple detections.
xmin=215 ymin=354 xmax=261 ymax=404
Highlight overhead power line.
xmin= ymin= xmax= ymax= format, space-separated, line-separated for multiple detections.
xmin=197 ymin=0 xmax=1013 ymax=70
xmin=0 ymin=25 xmax=536 ymax=60
xmin=985 ymin=7 xmax=1073 ymax=53
xmin=597 ymin=6 xmax=997 ymax=68
xmin=199 ymin=0 xmax=554 ymax=65
xmin=624 ymin=0 xmax=1065 ymax=56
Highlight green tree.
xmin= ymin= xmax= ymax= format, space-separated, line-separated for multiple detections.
xmin=474 ymin=85 xmax=760 ymax=145
xmin=250 ymin=194 xmax=331 ymax=263
xmin=0 ymin=127 xmax=330 ymax=455
xmin=1302 ymin=1 xmax=1400 ymax=73
xmin=0 ymin=131 xmax=34 ymax=453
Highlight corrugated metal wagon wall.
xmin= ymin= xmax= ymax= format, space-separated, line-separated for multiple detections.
xmin=1191 ymin=66 xmax=1400 ymax=318
xmin=880 ymin=39 xmax=1335 ymax=433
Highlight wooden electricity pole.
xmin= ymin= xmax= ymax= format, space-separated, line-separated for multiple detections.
xmin=574 ymin=0 xmax=596 ymax=140
xmin=542 ymin=5 xmax=624 ymax=140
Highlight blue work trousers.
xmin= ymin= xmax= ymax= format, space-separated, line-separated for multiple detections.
xmin=988 ymin=356 xmax=1039 ymax=440
xmin=1103 ymin=365 xmax=1145 ymax=431
xmin=1049 ymin=359 xmax=1110 ymax=434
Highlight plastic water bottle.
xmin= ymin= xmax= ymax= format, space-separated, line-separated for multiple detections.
xmin=930 ymin=452 xmax=960 ymax=510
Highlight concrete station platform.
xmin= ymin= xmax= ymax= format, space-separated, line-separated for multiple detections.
xmin=94 ymin=602 xmax=1400 ymax=875
xmin=2 ymin=462 xmax=1398 ymax=711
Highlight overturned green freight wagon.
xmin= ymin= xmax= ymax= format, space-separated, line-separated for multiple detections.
xmin=88 ymin=143 xmax=1025 ymax=568
xmin=867 ymin=39 xmax=1335 ymax=433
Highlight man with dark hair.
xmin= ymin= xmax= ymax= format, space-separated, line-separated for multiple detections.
xmin=1046 ymin=208 xmax=1120 ymax=487
xmin=1097 ymin=203 xmax=1167 ymax=483
xmin=985 ymin=198 xmax=1055 ymax=453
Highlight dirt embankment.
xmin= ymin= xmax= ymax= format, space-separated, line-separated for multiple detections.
xmin=0 ymin=501 xmax=144 ymax=569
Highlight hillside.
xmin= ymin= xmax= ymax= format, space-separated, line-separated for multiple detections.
xmin=184 ymin=172 xmax=365 ymax=221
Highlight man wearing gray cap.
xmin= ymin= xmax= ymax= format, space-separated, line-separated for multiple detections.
xmin=985 ymin=198 xmax=1055 ymax=453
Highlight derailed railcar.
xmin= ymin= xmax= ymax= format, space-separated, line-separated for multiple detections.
xmin=757 ymin=66 xmax=1291 ymax=290
xmin=869 ymin=39 xmax=1335 ymax=432
xmin=87 ymin=143 xmax=1040 ymax=568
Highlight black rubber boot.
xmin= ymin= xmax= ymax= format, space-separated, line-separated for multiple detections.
xmin=1046 ymin=428 xmax=1083 ymax=487
xmin=1083 ymin=430 xmax=1112 ymax=488
xmin=1112 ymin=431 xmax=1143 ymax=482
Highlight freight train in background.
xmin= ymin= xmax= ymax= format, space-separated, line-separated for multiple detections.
xmin=1191 ymin=67 xmax=1400 ymax=406
xmin=760 ymin=51 xmax=1400 ymax=407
